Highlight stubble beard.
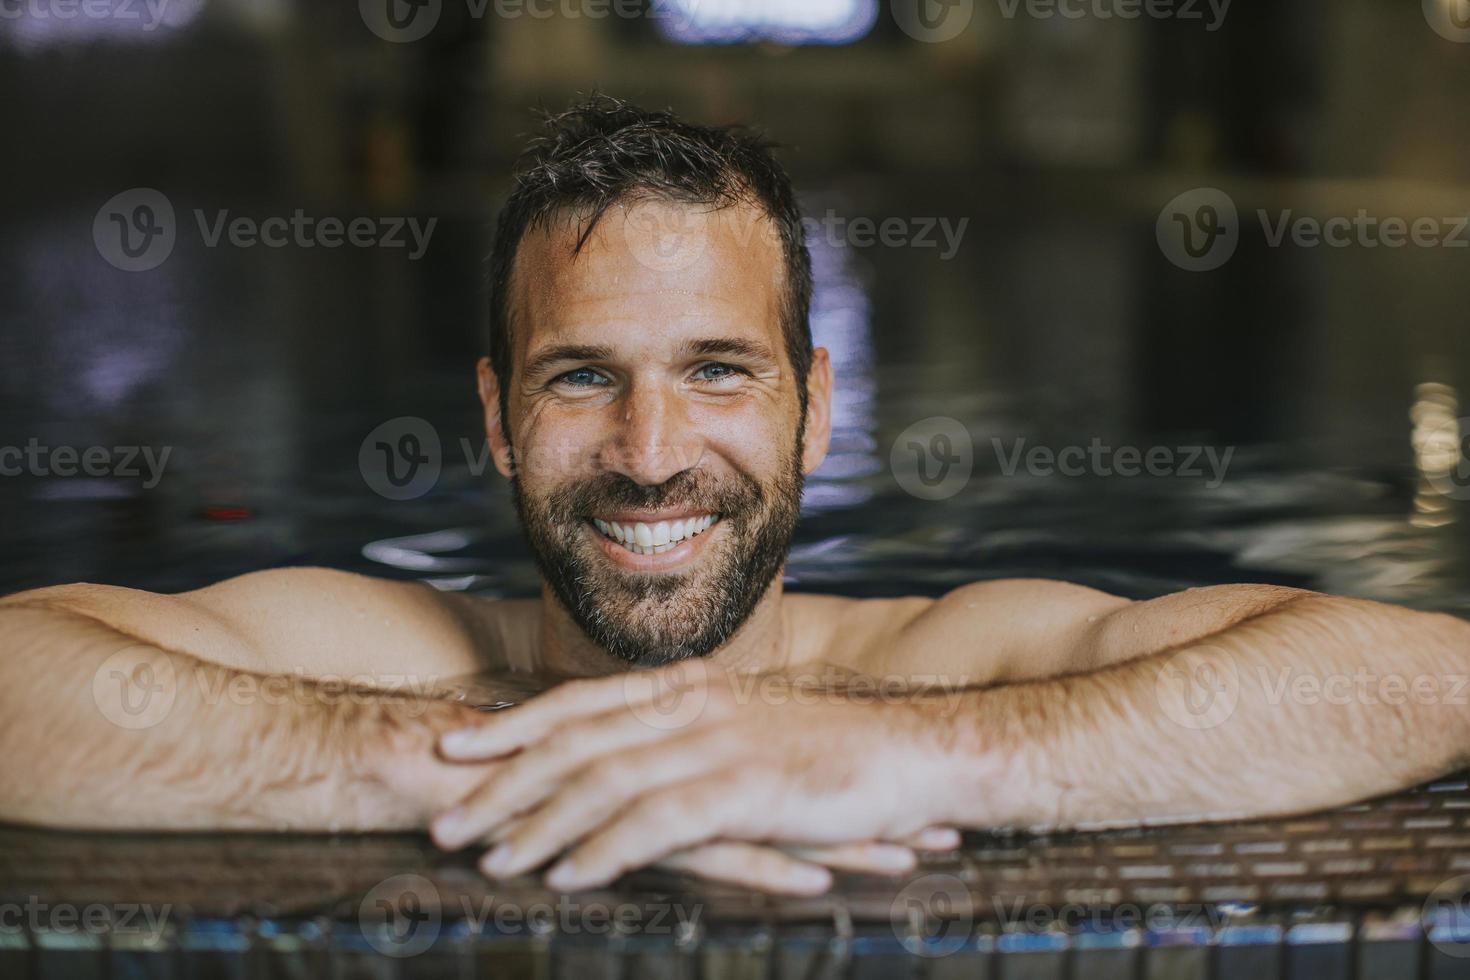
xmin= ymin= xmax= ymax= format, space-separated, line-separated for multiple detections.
xmin=511 ymin=442 xmax=805 ymax=667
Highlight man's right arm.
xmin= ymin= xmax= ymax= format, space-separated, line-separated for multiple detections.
xmin=0 ymin=572 xmax=935 ymax=895
xmin=0 ymin=569 xmax=499 ymax=831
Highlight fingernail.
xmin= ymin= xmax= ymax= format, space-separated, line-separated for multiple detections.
xmin=431 ymin=808 xmax=466 ymax=847
xmin=440 ymin=728 xmax=482 ymax=756
xmin=916 ymin=827 xmax=961 ymax=850
xmin=869 ymin=846 xmax=916 ymax=873
xmin=480 ymin=843 xmax=515 ymax=877
xmin=791 ymin=866 xmax=831 ymax=893
xmin=545 ymin=861 xmax=578 ymax=891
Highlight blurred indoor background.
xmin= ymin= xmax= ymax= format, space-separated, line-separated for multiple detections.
xmin=3 ymin=0 xmax=1470 ymax=616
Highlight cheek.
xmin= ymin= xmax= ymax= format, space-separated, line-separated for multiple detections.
xmin=514 ymin=409 xmax=604 ymax=484
xmin=689 ymin=399 xmax=795 ymax=473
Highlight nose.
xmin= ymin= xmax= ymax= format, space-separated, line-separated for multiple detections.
xmin=601 ymin=379 xmax=704 ymax=486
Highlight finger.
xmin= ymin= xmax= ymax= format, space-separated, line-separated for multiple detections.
xmin=431 ymin=707 xmax=684 ymax=849
xmin=440 ymin=660 xmax=713 ymax=760
xmin=486 ymin=812 xmax=528 ymax=842
xmin=657 ymin=842 xmax=831 ymax=895
xmin=903 ymin=826 xmax=961 ymax=851
xmin=781 ymin=842 xmax=916 ymax=875
xmin=480 ymin=728 xmax=741 ymax=879
xmin=544 ymin=775 xmax=753 ymax=891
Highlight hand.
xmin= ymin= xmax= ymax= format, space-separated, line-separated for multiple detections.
xmin=653 ymin=828 xmax=961 ymax=895
xmin=350 ymin=697 xmax=506 ymax=828
xmin=428 ymin=660 xmax=961 ymax=890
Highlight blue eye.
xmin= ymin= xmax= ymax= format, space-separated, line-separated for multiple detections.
xmin=695 ymin=363 xmax=741 ymax=382
xmin=556 ymin=367 xmax=609 ymax=387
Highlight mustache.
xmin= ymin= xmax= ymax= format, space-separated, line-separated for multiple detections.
xmin=545 ymin=469 xmax=764 ymax=523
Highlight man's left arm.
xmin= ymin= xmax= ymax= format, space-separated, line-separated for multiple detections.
xmin=425 ymin=584 xmax=1470 ymax=890
xmin=931 ymin=586 xmax=1470 ymax=830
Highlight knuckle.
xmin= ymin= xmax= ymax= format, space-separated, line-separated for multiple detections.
xmin=747 ymin=846 xmax=788 ymax=877
xmin=591 ymin=758 xmax=637 ymax=794
xmin=548 ymin=677 xmax=596 ymax=708
xmin=532 ymin=725 xmax=570 ymax=758
xmin=636 ymin=791 xmax=689 ymax=827
xmin=570 ymin=764 xmax=622 ymax=800
xmin=683 ymin=845 xmax=731 ymax=875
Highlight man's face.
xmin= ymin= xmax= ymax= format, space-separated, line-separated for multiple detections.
xmin=479 ymin=198 xmax=832 ymax=665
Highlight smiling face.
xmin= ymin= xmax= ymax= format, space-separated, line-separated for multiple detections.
xmin=478 ymin=197 xmax=832 ymax=665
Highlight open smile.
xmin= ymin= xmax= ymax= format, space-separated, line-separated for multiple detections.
xmin=590 ymin=513 xmax=720 ymax=556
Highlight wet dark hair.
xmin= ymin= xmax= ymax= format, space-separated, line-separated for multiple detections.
xmin=486 ymin=94 xmax=813 ymax=424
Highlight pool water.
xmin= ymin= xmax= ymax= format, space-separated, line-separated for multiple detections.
xmin=3 ymin=195 xmax=1469 ymax=625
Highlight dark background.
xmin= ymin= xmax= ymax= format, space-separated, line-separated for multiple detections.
xmin=3 ymin=0 xmax=1470 ymax=616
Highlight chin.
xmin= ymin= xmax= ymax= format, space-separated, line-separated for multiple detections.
xmin=579 ymin=604 xmax=733 ymax=666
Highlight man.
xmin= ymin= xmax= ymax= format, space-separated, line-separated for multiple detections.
xmin=3 ymin=96 xmax=1467 ymax=897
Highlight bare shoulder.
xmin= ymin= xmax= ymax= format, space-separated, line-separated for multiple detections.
xmin=796 ymin=579 xmax=1132 ymax=685
xmin=4 ymin=568 xmax=524 ymax=678
xmin=785 ymin=592 xmax=930 ymax=670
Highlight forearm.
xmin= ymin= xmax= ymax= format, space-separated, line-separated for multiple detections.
xmin=0 ymin=605 xmax=473 ymax=832
xmin=932 ymin=595 xmax=1470 ymax=829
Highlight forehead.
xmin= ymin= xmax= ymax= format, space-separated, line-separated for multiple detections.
xmin=509 ymin=198 xmax=786 ymax=355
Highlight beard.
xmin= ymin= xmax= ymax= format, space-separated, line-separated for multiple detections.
xmin=511 ymin=445 xmax=805 ymax=667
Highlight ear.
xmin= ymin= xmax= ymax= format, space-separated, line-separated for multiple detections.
xmin=799 ymin=347 xmax=833 ymax=476
xmin=476 ymin=357 xmax=516 ymax=480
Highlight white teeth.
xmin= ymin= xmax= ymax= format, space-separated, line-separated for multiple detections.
xmin=590 ymin=514 xmax=718 ymax=555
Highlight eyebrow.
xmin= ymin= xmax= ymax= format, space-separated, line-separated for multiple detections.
xmin=523 ymin=337 xmax=778 ymax=377
xmin=680 ymin=337 xmax=778 ymax=363
xmin=523 ymin=344 xmax=616 ymax=378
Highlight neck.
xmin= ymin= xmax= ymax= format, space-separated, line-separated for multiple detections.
xmin=535 ymin=576 xmax=793 ymax=678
